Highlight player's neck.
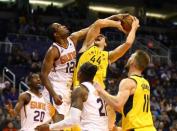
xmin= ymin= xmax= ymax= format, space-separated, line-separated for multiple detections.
xmin=56 ymin=38 xmax=68 ymax=48
xmin=128 ymin=68 xmax=142 ymax=77
xmin=29 ymin=88 xmax=41 ymax=97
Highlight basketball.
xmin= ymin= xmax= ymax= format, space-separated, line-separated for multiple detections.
xmin=121 ymin=15 xmax=133 ymax=32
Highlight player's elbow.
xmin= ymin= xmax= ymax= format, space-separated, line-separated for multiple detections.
xmin=94 ymin=19 xmax=105 ymax=28
xmin=114 ymin=102 xmax=123 ymax=113
xmin=124 ymin=42 xmax=133 ymax=47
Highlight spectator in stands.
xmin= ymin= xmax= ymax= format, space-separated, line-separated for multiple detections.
xmin=2 ymin=121 xmax=17 ymax=131
xmin=0 ymin=107 xmax=6 ymax=129
xmin=0 ymin=81 xmax=10 ymax=90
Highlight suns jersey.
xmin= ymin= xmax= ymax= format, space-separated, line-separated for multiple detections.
xmin=20 ymin=91 xmax=55 ymax=131
xmin=121 ymin=75 xmax=155 ymax=131
xmin=48 ymin=37 xmax=76 ymax=91
xmin=80 ymin=82 xmax=108 ymax=131
xmin=73 ymin=46 xmax=109 ymax=89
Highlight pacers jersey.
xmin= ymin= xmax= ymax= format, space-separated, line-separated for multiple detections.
xmin=20 ymin=91 xmax=55 ymax=131
xmin=122 ymin=75 xmax=155 ymax=131
xmin=80 ymin=82 xmax=108 ymax=131
xmin=73 ymin=46 xmax=108 ymax=89
xmin=48 ymin=37 xmax=76 ymax=92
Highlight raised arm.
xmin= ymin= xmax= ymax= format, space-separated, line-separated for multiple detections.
xmin=79 ymin=19 xmax=124 ymax=52
xmin=40 ymin=47 xmax=62 ymax=105
xmin=69 ymin=14 xmax=129 ymax=49
xmin=36 ymin=85 xmax=88 ymax=131
xmin=69 ymin=27 xmax=89 ymax=47
xmin=106 ymin=13 xmax=130 ymax=21
xmin=108 ymin=17 xmax=140 ymax=63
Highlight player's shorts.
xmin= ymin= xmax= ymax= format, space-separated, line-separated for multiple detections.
xmin=128 ymin=126 xmax=156 ymax=131
xmin=42 ymin=82 xmax=71 ymax=117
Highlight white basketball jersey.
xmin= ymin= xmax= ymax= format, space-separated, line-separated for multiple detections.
xmin=80 ymin=82 xmax=108 ymax=131
xmin=48 ymin=37 xmax=76 ymax=92
xmin=20 ymin=91 xmax=52 ymax=131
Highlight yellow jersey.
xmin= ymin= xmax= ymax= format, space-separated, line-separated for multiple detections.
xmin=122 ymin=75 xmax=155 ymax=131
xmin=73 ymin=46 xmax=109 ymax=89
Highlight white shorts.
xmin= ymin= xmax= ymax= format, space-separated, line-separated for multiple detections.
xmin=42 ymin=82 xmax=71 ymax=117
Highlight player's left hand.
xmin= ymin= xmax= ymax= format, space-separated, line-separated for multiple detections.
xmin=35 ymin=124 xmax=49 ymax=131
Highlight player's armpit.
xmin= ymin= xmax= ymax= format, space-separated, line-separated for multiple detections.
xmin=114 ymin=78 xmax=136 ymax=112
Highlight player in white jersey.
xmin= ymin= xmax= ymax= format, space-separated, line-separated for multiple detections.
xmin=36 ymin=62 xmax=108 ymax=131
xmin=40 ymin=22 xmax=91 ymax=121
xmin=7 ymin=73 xmax=57 ymax=131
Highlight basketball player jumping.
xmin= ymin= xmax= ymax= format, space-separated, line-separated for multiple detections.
xmin=36 ymin=62 xmax=109 ymax=131
xmin=7 ymin=73 xmax=57 ymax=131
xmin=40 ymin=15 xmax=129 ymax=122
xmin=73 ymin=15 xmax=140 ymax=130
xmin=95 ymin=50 xmax=156 ymax=131
xmin=40 ymin=22 xmax=88 ymax=121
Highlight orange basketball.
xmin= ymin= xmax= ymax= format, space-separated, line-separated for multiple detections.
xmin=121 ymin=15 xmax=133 ymax=32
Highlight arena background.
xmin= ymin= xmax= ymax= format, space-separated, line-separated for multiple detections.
xmin=0 ymin=0 xmax=176 ymax=130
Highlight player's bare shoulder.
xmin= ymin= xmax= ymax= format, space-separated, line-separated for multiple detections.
xmin=18 ymin=91 xmax=31 ymax=104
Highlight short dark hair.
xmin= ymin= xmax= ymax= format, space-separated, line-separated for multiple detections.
xmin=27 ymin=73 xmax=33 ymax=83
xmin=80 ymin=62 xmax=98 ymax=81
xmin=27 ymin=73 xmax=38 ymax=84
xmin=47 ymin=24 xmax=56 ymax=42
xmin=134 ymin=50 xmax=150 ymax=71
xmin=95 ymin=34 xmax=108 ymax=43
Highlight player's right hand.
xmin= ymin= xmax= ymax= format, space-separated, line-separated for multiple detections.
xmin=35 ymin=124 xmax=49 ymax=131
xmin=53 ymin=94 xmax=63 ymax=105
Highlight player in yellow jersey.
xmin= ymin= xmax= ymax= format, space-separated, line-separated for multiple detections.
xmin=73 ymin=15 xmax=139 ymax=89
xmin=73 ymin=15 xmax=140 ymax=130
xmin=95 ymin=50 xmax=156 ymax=131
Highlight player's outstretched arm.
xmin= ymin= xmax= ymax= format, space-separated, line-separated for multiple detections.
xmin=40 ymin=47 xmax=62 ymax=105
xmin=79 ymin=19 xmax=124 ymax=52
xmin=69 ymin=14 xmax=129 ymax=48
xmin=106 ymin=13 xmax=130 ymax=21
xmin=108 ymin=17 xmax=140 ymax=63
xmin=36 ymin=85 xmax=88 ymax=131
xmin=69 ymin=27 xmax=90 ymax=47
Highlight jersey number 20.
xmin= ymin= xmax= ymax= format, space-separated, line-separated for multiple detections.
xmin=34 ymin=111 xmax=45 ymax=122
